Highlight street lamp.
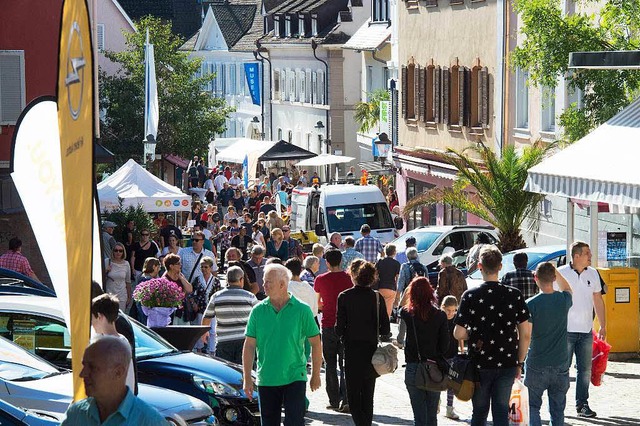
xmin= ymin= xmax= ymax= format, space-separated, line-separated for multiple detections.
xmin=374 ymin=132 xmax=392 ymax=165
xmin=314 ymin=120 xmax=326 ymax=153
xmin=143 ymin=134 xmax=157 ymax=166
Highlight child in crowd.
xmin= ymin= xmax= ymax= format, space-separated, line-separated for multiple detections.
xmin=441 ymin=295 xmax=463 ymax=420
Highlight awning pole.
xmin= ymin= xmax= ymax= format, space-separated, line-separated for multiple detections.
xmin=590 ymin=201 xmax=598 ymax=267
xmin=566 ymin=199 xmax=574 ymax=260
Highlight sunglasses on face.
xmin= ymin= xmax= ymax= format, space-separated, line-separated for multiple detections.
xmin=192 ymin=239 xmax=203 ymax=242
xmin=141 ymin=233 xmax=150 ymax=236
xmin=113 ymin=249 xmax=124 ymax=253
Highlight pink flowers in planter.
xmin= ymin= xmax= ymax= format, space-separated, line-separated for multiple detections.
xmin=133 ymin=277 xmax=185 ymax=308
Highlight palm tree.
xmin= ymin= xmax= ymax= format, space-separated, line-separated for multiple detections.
xmin=404 ymin=142 xmax=553 ymax=252
xmin=354 ymin=89 xmax=390 ymax=133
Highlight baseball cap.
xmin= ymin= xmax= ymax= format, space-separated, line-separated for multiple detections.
xmin=102 ymin=221 xmax=116 ymax=228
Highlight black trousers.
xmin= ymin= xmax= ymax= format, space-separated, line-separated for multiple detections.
xmin=258 ymin=381 xmax=306 ymax=426
xmin=344 ymin=340 xmax=378 ymax=426
xmin=322 ymin=327 xmax=347 ymax=407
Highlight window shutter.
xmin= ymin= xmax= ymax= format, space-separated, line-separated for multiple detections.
xmin=230 ymin=63 xmax=237 ymax=95
xmin=274 ymin=69 xmax=281 ymax=101
xmin=442 ymin=66 xmax=449 ymax=124
xmin=413 ymin=65 xmax=420 ymax=119
xmin=418 ymin=66 xmax=426 ymax=122
xmin=97 ymin=24 xmax=105 ymax=52
xmin=221 ymin=64 xmax=227 ymax=96
xmin=480 ymin=66 xmax=489 ymax=127
xmin=461 ymin=67 xmax=472 ymax=127
xmin=434 ymin=66 xmax=441 ymax=123
xmin=458 ymin=66 xmax=465 ymax=127
xmin=299 ymin=70 xmax=305 ymax=102
xmin=311 ymin=71 xmax=317 ymax=103
xmin=305 ymin=70 xmax=312 ymax=103
xmin=401 ymin=65 xmax=407 ymax=119
xmin=280 ymin=71 xmax=286 ymax=101
xmin=210 ymin=63 xmax=216 ymax=94
xmin=0 ymin=53 xmax=24 ymax=124
xmin=239 ymin=64 xmax=246 ymax=96
xmin=318 ymin=71 xmax=325 ymax=104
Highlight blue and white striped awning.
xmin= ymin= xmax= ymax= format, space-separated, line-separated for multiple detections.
xmin=525 ymin=96 xmax=640 ymax=207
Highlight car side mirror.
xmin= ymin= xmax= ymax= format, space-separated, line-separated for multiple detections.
xmin=315 ymin=223 xmax=326 ymax=236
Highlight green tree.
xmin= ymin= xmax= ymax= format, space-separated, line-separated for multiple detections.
xmin=99 ymin=16 xmax=234 ymax=163
xmin=512 ymin=0 xmax=640 ymax=143
xmin=354 ymin=89 xmax=390 ymax=133
xmin=404 ymin=142 xmax=552 ymax=252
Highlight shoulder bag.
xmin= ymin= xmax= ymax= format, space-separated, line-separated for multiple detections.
xmin=411 ymin=315 xmax=449 ymax=392
xmin=178 ymin=252 xmax=204 ymax=322
xmin=371 ymin=292 xmax=398 ymax=376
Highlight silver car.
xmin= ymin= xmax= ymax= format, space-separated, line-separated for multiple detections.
xmin=0 ymin=335 xmax=216 ymax=425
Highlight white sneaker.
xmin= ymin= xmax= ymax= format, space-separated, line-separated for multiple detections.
xmin=445 ymin=406 xmax=460 ymax=420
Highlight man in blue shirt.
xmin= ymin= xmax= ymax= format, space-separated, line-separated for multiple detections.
xmin=62 ymin=336 xmax=167 ymax=425
xmin=524 ymin=262 xmax=573 ymax=426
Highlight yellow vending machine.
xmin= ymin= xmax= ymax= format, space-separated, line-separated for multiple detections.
xmin=595 ymin=267 xmax=639 ymax=353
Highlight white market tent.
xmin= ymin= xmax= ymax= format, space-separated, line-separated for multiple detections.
xmin=525 ymin=96 xmax=640 ymax=207
xmin=216 ymin=139 xmax=275 ymax=164
xmin=295 ymin=153 xmax=355 ymax=167
xmin=525 ymin=96 xmax=640 ymax=261
xmin=98 ymin=159 xmax=191 ymax=212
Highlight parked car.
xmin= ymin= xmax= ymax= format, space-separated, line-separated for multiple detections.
xmin=0 ymin=296 xmax=259 ymax=425
xmin=391 ymin=225 xmax=499 ymax=266
xmin=0 ymin=335 xmax=216 ymax=425
xmin=0 ymin=268 xmax=55 ymax=297
xmin=465 ymin=245 xmax=567 ymax=289
xmin=0 ymin=399 xmax=61 ymax=426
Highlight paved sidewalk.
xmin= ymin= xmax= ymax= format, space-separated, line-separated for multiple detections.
xmin=304 ymin=324 xmax=640 ymax=425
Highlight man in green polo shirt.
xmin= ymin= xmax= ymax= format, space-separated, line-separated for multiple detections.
xmin=242 ymin=263 xmax=322 ymax=425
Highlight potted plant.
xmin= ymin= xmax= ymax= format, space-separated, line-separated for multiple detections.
xmin=133 ymin=277 xmax=185 ymax=327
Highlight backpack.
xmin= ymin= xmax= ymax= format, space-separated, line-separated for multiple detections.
xmin=188 ymin=165 xmax=198 ymax=178
xmin=409 ymin=261 xmax=427 ymax=278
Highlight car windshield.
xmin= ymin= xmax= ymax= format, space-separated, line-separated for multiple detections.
xmin=392 ymin=231 xmax=443 ymax=253
xmin=326 ymin=203 xmax=394 ymax=233
xmin=469 ymin=251 xmax=550 ymax=279
xmin=130 ymin=320 xmax=177 ymax=359
xmin=0 ymin=336 xmax=59 ymax=381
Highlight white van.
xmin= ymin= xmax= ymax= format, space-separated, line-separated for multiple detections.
xmin=290 ymin=184 xmax=399 ymax=245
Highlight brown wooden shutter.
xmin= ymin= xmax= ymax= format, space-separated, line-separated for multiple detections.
xmin=419 ymin=66 xmax=426 ymax=122
xmin=434 ymin=66 xmax=441 ymax=123
xmin=463 ymin=67 xmax=472 ymax=127
xmin=458 ymin=66 xmax=465 ymax=127
xmin=480 ymin=66 xmax=489 ymax=127
xmin=414 ymin=65 xmax=420 ymax=119
xmin=401 ymin=65 xmax=408 ymax=119
xmin=442 ymin=66 xmax=449 ymax=124
xmin=274 ymin=70 xmax=280 ymax=101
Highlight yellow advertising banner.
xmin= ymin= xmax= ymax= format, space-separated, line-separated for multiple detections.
xmin=57 ymin=0 xmax=94 ymax=401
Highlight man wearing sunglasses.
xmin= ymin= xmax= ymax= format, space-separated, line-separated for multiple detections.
xmin=179 ymin=231 xmax=217 ymax=287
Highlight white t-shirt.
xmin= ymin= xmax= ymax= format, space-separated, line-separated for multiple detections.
xmin=556 ymin=264 xmax=602 ymax=333
xmin=213 ymin=175 xmax=228 ymax=192
xmin=288 ymin=280 xmax=319 ymax=316
xmin=229 ymin=177 xmax=242 ymax=188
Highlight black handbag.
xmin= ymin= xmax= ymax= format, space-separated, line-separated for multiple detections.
xmin=411 ymin=315 xmax=448 ymax=391
xmin=447 ymin=353 xmax=477 ymax=401
xmin=177 ymin=253 xmax=203 ymax=322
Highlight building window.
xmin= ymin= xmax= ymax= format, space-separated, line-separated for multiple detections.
xmin=274 ymin=15 xmax=281 ymax=37
xmin=444 ymin=204 xmax=466 ymax=226
xmin=541 ymin=86 xmax=556 ymax=132
xmin=288 ymin=69 xmax=296 ymax=101
xmin=298 ymin=69 xmax=305 ymax=103
xmin=97 ymin=24 xmax=105 ymax=52
xmin=228 ymin=63 xmax=237 ymax=95
xmin=311 ymin=15 xmax=318 ymax=37
xmin=299 ymin=15 xmax=305 ymax=37
xmin=273 ymin=69 xmax=281 ymax=101
xmin=239 ymin=64 xmax=246 ymax=96
xmin=567 ymin=84 xmax=583 ymax=109
xmin=406 ymin=179 xmax=436 ymax=230
xmin=277 ymin=128 xmax=283 ymax=140
xmin=288 ymin=130 xmax=293 ymax=143
xmin=0 ymin=51 xmax=26 ymax=125
xmin=515 ymin=68 xmax=529 ymax=129
xmin=372 ymin=0 xmax=389 ymax=21
xmin=280 ymin=70 xmax=287 ymax=101
xmin=314 ymin=70 xmax=325 ymax=104
xmin=285 ymin=15 xmax=292 ymax=37
xmin=305 ymin=70 xmax=312 ymax=103
xmin=470 ymin=65 xmax=489 ymax=129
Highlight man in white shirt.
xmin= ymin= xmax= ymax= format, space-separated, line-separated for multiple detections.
xmin=284 ymin=258 xmax=318 ymax=316
xmin=229 ymin=171 xmax=242 ymax=189
xmin=557 ymin=241 xmax=606 ymax=418
xmin=213 ymin=170 xmax=228 ymax=192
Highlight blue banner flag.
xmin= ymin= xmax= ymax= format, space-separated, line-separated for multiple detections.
xmin=243 ymin=154 xmax=249 ymax=188
xmin=245 ymin=63 xmax=260 ymax=106
xmin=371 ymin=136 xmax=379 ymax=157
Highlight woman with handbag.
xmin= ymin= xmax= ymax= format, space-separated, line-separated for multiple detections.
xmin=336 ymin=259 xmax=390 ymax=425
xmin=401 ymin=276 xmax=449 ymax=426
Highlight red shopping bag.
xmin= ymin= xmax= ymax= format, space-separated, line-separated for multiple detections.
xmin=591 ymin=331 xmax=611 ymax=386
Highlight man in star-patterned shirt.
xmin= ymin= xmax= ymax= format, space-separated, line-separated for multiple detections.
xmin=454 ymin=245 xmax=531 ymax=426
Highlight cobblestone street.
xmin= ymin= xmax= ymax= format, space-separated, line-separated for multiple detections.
xmin=305 ymin=324 xmax=640 ymax=425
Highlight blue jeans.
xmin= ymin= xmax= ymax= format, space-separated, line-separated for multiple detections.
xmin=524 ymin=365 xmax=570 ymax=426
xmin=405 ymin=363 xmax=440 ymax=426
xmin=471 ymin=367 xmax=517 ymax=426
xmin=566 ymin=331 xmax=593 ymax=407
xmin=258 ymin=380 xmax=306 ymax=426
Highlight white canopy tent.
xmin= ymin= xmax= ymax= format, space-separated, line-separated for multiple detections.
xmin=216 ymin=139 xmax=275 ymax=164
xmin=98 ymin=159 xmax=191 ymax=212
xmin=525 ymin=96 xmax=640 ymax=262
xmin=295 ymin=153 xmax=355 ymax=167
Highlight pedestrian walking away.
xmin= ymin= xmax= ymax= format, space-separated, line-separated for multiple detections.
xmin=557 ymin=241 xmax=606 ymax=418
xmin=355 ymin=224 xmax=384 ymax=263
xmin=336 ymin=259 xmax=390 ymax=426
xmin=242 ymin=264 xmax=322 ymax=426
xmin=401 ymin=276 xmax=449 ymax=426
xmin=314 ymin=249 xmax=353 ymax=411
xmin=0 ymin=237 xmax=41 ymax=282
xmin=454 ymin=245 xmax=531 ymax=426
xmin=501 ymin=252 xmax=538 ymax=300
xmin=436 ymin=254 xmax=467 ymax=303
xmin=524 ymin=262 xmax=573 ymax=426
xmin=375 ymin=244 xmax=401 ymax=319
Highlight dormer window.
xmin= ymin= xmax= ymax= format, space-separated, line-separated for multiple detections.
xmin=372 ymin=0 xmax=389 ymax=22
xmin=285 ymin=15 xmax=292 ymax=37
xmin=274 ymin=15 xmax=281 ymax=37
xmin=311 ymin=14 xmax=318 ymax=37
